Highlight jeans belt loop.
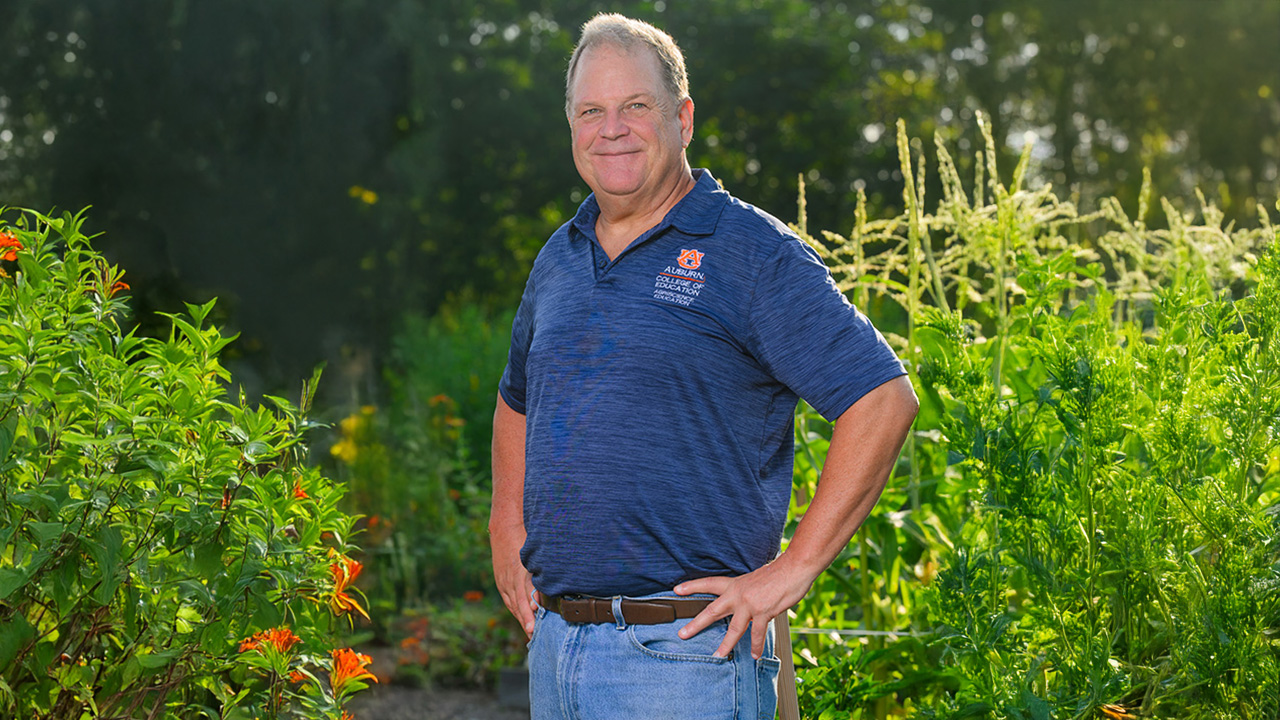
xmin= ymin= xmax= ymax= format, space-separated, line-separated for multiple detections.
xmin=611 ymin=596 xmax=626 ymax=631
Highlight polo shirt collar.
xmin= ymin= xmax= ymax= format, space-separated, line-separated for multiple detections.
xmin=570 ymin=169 xmax=729 ymax=242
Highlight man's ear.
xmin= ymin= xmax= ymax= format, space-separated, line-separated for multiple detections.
xmin=679 ymin=97 xmax=695 ymax=147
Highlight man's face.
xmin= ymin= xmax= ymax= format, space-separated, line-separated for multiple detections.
xmin=567 ymin=44 xmax=693 ymax=207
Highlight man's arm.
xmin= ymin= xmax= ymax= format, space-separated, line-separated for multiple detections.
xmin=674 ymin=374 xmax=919 ymax=658
xmin=490 ymin=393 xmax=536 ymax=637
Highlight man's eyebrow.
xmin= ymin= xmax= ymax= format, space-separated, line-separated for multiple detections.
xmin=575 ymin=92 xmax=658 ymax=109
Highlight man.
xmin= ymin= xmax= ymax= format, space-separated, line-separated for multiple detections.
xmin=491 ymin=13 xmax=918 ymax=718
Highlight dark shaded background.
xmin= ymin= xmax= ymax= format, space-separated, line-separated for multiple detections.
xmin=2 ymin=0 xmax=1277 ymax=398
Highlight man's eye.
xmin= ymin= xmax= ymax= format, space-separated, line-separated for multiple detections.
xmin=628 ymin=102 xmax=647 ymax=110
xmin=580 ymin=108 xmax=601 ymax=117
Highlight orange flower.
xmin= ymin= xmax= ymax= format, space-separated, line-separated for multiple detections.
xmin=463 ymin=590 xmax=483 ymax=603
xmin=107 ymin=280 xmax=130 ymax=297
xmin=239 ymin=627 xmax=301 ymax=655
xmin=367 ymin=515 xmax=380 ymax=528
xmin=289 ymin=670 xmax=307 ymax=684
xmin=0 ymin=230 xmax=21 ymax=261
xmin=292 ymin=480 xmax=308 ymax=500
xmin=330 ymin=648 xmax=377 ymax=695
xmin=329 ymin=556 xmax=370 ymax=620
xmin=341 ymin=711 xmax=356 ymax=720
xmin=264 ymin=627 xmax=301 ymax=653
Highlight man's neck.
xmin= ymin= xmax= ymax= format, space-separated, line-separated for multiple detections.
xmin=594 ymin=168 xmax=697 ymax=260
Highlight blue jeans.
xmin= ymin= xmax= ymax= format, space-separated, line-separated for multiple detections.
xmin=527 ymin=591 xmax=780 ymax=719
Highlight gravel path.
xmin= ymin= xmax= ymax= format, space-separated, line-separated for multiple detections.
xmin=347 ymin=686 xmax=530 ymax=720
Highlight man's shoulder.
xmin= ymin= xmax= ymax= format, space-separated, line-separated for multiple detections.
xmin=529 ymin=219 xmax=576 ymax=263
xmin=714 ymin=191 xmax=804 ymax=258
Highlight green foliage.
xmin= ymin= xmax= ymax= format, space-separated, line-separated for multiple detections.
xmin=330 ymin=303 xmax=513 ymax=624
xmin=790 ymin=120 xmax=1279 ymax=718
xmin=0 ymin=209 xmax=370 ymax=719
xmin=387 ymin=302 xmax=517 ymax=460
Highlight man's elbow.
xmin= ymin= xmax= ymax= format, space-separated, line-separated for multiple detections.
xmin=880 ymin=374 xmax=919 ymax=429
xmin=896 ymin=375 xmax=920 ymax=423
xmin=835 ymin=375 xmax=918 ymax=434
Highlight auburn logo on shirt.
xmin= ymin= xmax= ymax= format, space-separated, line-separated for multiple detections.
xmin=677 ymin=248 xmax=704 ymax=270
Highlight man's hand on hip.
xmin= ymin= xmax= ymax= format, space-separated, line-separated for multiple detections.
xmin=673 ymin=559 xmax=812 ymax=660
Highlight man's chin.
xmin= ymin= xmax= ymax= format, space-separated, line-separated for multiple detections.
xmin=589 ymin=177 xmax=647 ymax=199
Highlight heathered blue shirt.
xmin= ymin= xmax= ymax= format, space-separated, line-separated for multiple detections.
xmin=499 ymin=169 xmax=905 ymax=597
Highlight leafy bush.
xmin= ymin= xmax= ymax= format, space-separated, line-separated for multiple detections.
xmin=0 ymin=209 xmax=371 ymax=719
xmin=788 ymin=119 xmax=1279 ymax=718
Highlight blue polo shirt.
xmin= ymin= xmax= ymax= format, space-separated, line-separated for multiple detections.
xmin=500 ymin=169 xmax=905 ymax=597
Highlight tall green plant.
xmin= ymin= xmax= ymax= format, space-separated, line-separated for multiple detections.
xmin=0 ymin=209 xmax=370 ymax=719
xmin=789 ymin=121 xmax=1279 ymax=718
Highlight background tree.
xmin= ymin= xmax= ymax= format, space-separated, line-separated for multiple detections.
xmin=0 ymin=0 xmax=1276 ymax=395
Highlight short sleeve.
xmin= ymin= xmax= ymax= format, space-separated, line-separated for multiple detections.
xmin=498 ymin=272 xmax=536 ymax=415
xmin=746 ymin=238 xmax=906 ymax=422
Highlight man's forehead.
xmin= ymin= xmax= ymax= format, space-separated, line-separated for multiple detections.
xmin=571 ymin=44 xmax=663 ymax=96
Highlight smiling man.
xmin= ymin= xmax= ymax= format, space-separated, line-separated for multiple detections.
xmin=490 ymin=13 xmax=918 ymax=719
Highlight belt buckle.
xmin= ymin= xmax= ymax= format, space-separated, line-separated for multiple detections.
xmin=560 ymin=595 xmax=603 ymax=623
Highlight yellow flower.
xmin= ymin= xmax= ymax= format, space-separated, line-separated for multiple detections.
xmin=330 ymin=439 xmax=357 ymax=464
xmin=339 ymin=414 xmax=364 ymax=435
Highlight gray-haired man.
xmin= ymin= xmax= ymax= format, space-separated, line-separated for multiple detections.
xmin=491 ymin=13 xmax=918 ymax=718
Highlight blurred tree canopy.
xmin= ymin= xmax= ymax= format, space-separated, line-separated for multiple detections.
xmin=1 ymin=0 xmax=1276 ymax=393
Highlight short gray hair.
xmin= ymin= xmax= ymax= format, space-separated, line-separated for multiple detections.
xmin=564 ymin=13 xmax=689 ymax=118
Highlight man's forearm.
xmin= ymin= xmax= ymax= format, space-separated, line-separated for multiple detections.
xmin=491 ymin=393 xmax=537 ymax=634
xmin=673 ymin=374 xmax=919 ymax=658
xmin=775 ymin=374 xmax=919 ymax=586
xmin=489 ymin=393 xmax=527 ymax=537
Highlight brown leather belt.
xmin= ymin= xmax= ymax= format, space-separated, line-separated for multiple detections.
xmin=537 ymin=591 xmax=712 ymax=625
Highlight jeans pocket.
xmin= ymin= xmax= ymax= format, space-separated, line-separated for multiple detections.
xmin=525 ymin=604 xmax=547 ymax=650
xmin=626 ymin=618 xmax=734 ymax=663
xmin=755 ymin=655 xmax=782 ymax=719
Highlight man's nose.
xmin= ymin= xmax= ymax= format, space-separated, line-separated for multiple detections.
xmin=599 ymin=109 xmax=630 ymax=139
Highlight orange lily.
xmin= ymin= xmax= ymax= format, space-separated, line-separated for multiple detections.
xmin=330 ymin=647 xmax=377 ymax=696
xmin=0 ymin=230 xmax=22 ymax=261
xmin=239 ymin=626 xmax=301 ymax=655
xmin=329 ymin=555 xmax=369 ymax=620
